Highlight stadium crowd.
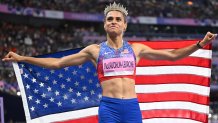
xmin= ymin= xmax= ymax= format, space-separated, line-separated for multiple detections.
xmin=1 ymin=0 xmax=218 ymax=19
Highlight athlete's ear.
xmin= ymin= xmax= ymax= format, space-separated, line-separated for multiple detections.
xmin=104 ymin=25 xmax=107 ymax=32
xmin=124 ymin=23 xmax=127 ymax=31
xmin=104 ymin=21 xmax=106 ymax=31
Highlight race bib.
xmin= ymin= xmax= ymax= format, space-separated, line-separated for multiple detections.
xmin=103 ymin=57 xmax=135 ymax=76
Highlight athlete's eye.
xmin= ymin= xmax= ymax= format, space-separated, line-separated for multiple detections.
xmin=116 ymin=17 xmax=122 ymax=22
xmin=107 ymin=17 xmax=113 ymax=21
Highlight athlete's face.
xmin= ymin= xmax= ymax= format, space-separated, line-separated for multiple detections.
xmin=104 ymin=11 xmax=127 ymax=36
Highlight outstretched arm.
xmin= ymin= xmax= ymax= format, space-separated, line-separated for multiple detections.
xmin=133 ymin=32 xmax=217 ymax=61
xmin=2 ymin=44 xmax=98 ymax=69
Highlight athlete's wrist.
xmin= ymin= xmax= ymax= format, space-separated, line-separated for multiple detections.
xmin=196 ymin=41 xmax=204 ymax=49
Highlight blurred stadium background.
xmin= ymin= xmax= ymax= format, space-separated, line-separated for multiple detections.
xmin=0 ymin=0 xmax=218 ymax=122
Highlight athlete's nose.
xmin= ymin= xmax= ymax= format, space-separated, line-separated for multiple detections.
xmin=111 ymin=18 xmax=117 ymax=24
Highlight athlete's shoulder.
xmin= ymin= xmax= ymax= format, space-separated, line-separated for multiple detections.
xmin=81 ymin=44 xmax=100 ymax=55
xmin=130 ymin=42 xmax=145 ymax=49
xmin=83 ymin=44 xmax=100 ymax=50
xmin=130 ymin=42 xmax=152 ymax=55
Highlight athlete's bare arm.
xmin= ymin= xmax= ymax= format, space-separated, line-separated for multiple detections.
xmin=132 ymin=43 xmax=199 ymax=61
xmin=2 ymin=44 xmax=100 ymax=69
xmin=132 ymin=32 xmax=216 ymax=62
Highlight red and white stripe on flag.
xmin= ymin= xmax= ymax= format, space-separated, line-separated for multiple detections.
xmin=56 ymin=40 xmax=211 ymax=123
xmin=130 ymin=40 xmax=211 ymax=123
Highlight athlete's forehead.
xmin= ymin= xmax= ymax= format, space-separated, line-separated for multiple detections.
xmin=106 ymin=11 xmax=124 ymax=19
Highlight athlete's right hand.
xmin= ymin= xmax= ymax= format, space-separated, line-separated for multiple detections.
xmin=2 ymin=51 xmax=23 ymax=62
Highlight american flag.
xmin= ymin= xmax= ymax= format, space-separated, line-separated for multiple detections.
xmin=13 ymin=40 xmax=211 ymax=123
xmin=13 ymin=49 xmax=101 ymax=123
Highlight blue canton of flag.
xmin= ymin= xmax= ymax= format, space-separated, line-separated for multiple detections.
xmin=13 ymin=48 xmax=102 ymax=123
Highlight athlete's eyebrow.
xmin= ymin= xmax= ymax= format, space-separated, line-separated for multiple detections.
xmin=106 ymin=16 xmax=122 ymax=21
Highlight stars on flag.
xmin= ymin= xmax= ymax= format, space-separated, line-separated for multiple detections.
xmin=41 ymin=93 xmax=46 ymax=98
xmin=44 ymin=76 xmax=49 ymax=81
xmin=57 ymin=101 xmax=62 ymax=107
xmin=60 ymin=83 xmax=65 ymax=89
xmin=35 ymin=99 xmax=41 ymax=104
xmin=63 ymin=95 xmax=68 ymax=100
xmin=39 ymin=82 xmax=44 ymax=87
xmin=66 ymin=77 xmax=71 ymax=82
xmin=49 ymin=97 xmax=54 ymax=102
xmin=78 ymin=65 xmax=83 ymax=68
xmin=84 ymin=96 xmax=89 ymax=101
xmin=28 ymin=95 xmax=33 ymax=100
xmin=64 ymin=67 xmax=69 ymax=71
xmin=68 ymin=88 xmax=73 ymax=93
xmin=82 ymin=86 xmax=87 ymax=91
xmin=50 ymin=70 xmax=55 ymax=74
xmin=26 ymin=84 xmax=30 ymax=89
xmin=55 ymin=91 xmax=60 ymax=96
xmin=29 ymin=68 xmax=33 ymax=72
xmin=80 ymin=75 xmax=85 ymax=80
xmin=36 ymin=72 xmax=41 ymax=77
xmin=86 ymin=67 xmax=90 ymax=73
xmin=90 ymin=90 xmax=95 ymax=95
xmin=88 ymin=79 xmax=93 ymax=84
xmin=32 ymin=78 xmax=36 ymax=83
xmin=18 ymin=58 xmax=101 ymax=119
xmin=71 ymin=99 xmax=76 ymax=104
xmin=72 ymin=70 xmax=77 ymax=75
xmin=58 ymin=73 xmax=63 ymax=78
xmin=76 ymin=92 xmax=81 ymax=97
xmin=33 ymin=89 xmax=39 ymax=94
xmin=47 ymin=86 xmax=52 ymax=92
xmin=30 ymin=106 xmax=35 ymax=111
xmin=43 ymin=103 xmax=48 ymax=108
xmin=74 ymin=81 xmax=79 ymax=86
xmin=24 ymin=73 xmax=29 ymax=78
xmin=53 ymin=80 xmax=57 ymax=85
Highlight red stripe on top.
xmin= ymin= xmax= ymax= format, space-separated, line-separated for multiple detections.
xmin=137 ymin=92 xmax=209 ymax=105
xmin=137 ymin=57 xmax=211 ymax=68
xmin=135 ymin=74 xmax=210 ymax=86
xmin=141 ymin=109 xmax=208 ymax=123
xmin=129 ymin=40 xmax=211 ymax=50
xmin=54 ymin=115 xmax=98 ymax=123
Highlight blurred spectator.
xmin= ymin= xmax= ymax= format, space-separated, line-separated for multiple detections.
xmin=0 ymin=21 xmax=101 ymax=57
xmin=1 ymin=0 xmax=218 ymax=19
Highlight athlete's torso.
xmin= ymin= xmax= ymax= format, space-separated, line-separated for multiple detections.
xmin=97 ymin=41 xmax=136 ymax=82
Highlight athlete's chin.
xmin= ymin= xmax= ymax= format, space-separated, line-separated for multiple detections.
xmin=107 ymin=31 xmax=122 ymax=37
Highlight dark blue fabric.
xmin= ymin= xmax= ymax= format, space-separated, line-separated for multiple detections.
xmin=98 ymin=96 xmax=142 ymax=123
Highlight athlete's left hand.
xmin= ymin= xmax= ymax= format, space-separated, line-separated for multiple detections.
xmin=200 ymin=32 xmax=217 ymax=47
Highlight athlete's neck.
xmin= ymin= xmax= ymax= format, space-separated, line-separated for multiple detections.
xmin=106 ymin=35 xmax=123 ymax=49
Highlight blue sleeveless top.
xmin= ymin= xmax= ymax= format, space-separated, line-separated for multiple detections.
xmin=97 ymin=41 xmax=136 ymax=82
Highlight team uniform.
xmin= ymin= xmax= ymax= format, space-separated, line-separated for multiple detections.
xmin=97 ymin=41 xmax=142 ymax=123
